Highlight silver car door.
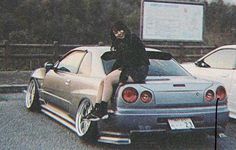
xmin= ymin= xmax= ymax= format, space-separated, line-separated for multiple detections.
xmin=42 ymin=51 xmax=86 ymax=111
xmin=67 ymin=52 xmax=93 ymax=112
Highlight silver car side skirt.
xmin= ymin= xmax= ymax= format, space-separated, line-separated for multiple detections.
xmin=41 ymin=90 xmax=72 ymax=104
xmin=41 ymin=109 xmax=77 ymax=133
xmin=41 ymin=103 xmax=75 ymax=125
xmin=40 ymin=103 xmax=76 ymax=133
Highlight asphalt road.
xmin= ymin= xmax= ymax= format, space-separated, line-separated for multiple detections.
xmin=1 ymin=93 xmax=236 ymax=150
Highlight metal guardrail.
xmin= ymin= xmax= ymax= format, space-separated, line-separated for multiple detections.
xmin=0 ymin=41 xmax=81 ymax=70
xmin=0 ymin=40 xmax=216 ymax=71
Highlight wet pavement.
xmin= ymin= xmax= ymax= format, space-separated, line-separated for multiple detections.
xmin=1 ymin=93 xmax=236 ymax=150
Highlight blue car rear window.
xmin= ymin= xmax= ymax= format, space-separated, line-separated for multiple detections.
xmin=102 ymin=59 xmax=188 ymax=76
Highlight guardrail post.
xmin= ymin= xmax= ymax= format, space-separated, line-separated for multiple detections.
xmin=178 ymin=43 xmax=185 ymax=63
xmin=53 ymin=41 xmax=59 ymax=61
xmin=3 ymin=40 xmax=9 ymax=71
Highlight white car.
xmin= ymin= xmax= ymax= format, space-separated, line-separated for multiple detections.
xmin=181 ymin=45 xmax=236 ymax=119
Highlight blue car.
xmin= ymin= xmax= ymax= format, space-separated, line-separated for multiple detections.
xmin=25 ymin=46 xmax=229 ymax=144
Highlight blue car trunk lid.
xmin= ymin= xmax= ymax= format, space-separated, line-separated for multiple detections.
xmin=142 ymin=76 xmax=213 ymax=106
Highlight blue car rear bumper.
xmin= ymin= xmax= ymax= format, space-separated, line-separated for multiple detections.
xmin=97 ymin=105 xmax=229 ymax=144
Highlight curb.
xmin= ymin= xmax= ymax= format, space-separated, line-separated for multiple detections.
xmin=0 ymin=84 xmax=28 ymax=93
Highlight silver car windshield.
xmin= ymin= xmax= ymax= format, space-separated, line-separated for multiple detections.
xmin=102 ymin=59 xmax=189 ymax=76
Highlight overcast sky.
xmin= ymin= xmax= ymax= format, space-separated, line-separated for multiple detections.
xmin=208 ymin=0 xmax=236 ymax=5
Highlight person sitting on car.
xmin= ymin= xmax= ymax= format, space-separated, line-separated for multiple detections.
xmin=86 ymin=21 xmax=150 ymax=121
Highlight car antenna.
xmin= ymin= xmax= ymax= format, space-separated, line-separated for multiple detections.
xmin=214 ymin=98 xmax=219 ymax=150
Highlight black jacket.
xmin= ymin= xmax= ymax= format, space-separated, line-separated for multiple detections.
xmin=111 ymin=34 xmax=150 ymax=82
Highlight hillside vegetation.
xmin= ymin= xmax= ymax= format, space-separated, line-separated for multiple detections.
xmin=0 ymin=0 xmax=235 ymax=46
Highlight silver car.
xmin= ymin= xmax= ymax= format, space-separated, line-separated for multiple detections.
xmin=25 ymin=46 xmax=229 ymax=144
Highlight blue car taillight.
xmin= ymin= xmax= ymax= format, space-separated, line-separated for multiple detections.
xmin=122 ymin=87 xmax=138 ymax=103
xmin=140 ymin=91 xmax=152 ymax=103
xmin=205 ymin=90 xmax=214 ymax=102
xmin=216 ymin=86 xmax=227 ymax=101
xmin=205 ymin=86 xmax=227 ymax=103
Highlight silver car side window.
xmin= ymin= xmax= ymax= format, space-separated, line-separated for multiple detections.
xmin=57 ymin=51 xmax=86 ymax=73
xmin=79 ymin=52 xmax=92 ymax=75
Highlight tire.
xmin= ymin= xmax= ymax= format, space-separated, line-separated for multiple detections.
xmin=75 ymin=99 xmax=98 ymax=141
xmin=25 ymin=79 xmax=40 ymax=111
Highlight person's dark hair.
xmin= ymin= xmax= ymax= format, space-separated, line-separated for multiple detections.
xmin=110 ymin=21 xmax=131 ymax=50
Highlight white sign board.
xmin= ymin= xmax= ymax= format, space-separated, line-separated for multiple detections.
xmin=141 ymin=1 xmax=204 ymax=42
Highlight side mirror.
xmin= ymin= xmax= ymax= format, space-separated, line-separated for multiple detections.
xmin=194 ymin=61 xmax=201 ymax=67
xmin=44 ymin=62 xmax=54 ymax=72
xmin=194 ymin=60 xmax=210 ymax=68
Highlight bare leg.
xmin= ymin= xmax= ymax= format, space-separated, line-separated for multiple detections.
xmin=95 ymin=80 xmax=104 ymax=103
xmin=102 ymin=69 xmax=133 ymax=102
xmin=87 ymin=69 xmax=134 ymax=121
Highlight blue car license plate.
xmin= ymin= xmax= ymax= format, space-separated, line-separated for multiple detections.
xmin=168 ymin=118 xmax=195 ymax=130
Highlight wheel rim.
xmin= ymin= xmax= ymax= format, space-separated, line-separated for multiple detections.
xmin=25 ymin=80 xmax=36 ymax=108
xmin=76 ymin=100 xmax=92 ymax=136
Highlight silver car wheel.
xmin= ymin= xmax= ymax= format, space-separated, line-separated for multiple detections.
xmin=76 ymin=99 xmax=93 ymax=137
xmin=25 ymin=80 xmax=36 ymax=108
